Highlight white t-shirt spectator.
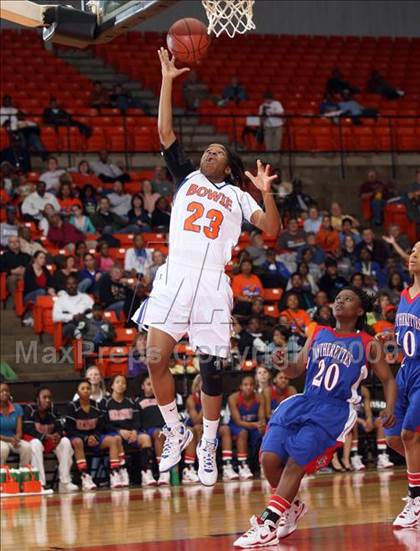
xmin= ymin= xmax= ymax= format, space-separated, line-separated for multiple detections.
xmin=21 ymin=192 xmax=60 ymax=220
xmin=0 ymin=106 xmax=18 ymax=131
xmin=91 ymin=160 xmax=124 ymax=179
xmin=259 ymin=99 xmax=284 ymax=128
xmin=124 ymin=247 xmax=153 ymax=275
xmin=40 ymin=169 xmax=66 ymax=192
xmin=52 ymin=292 xmax=94 ymax=323
xmin=107 ymin=192 xmax=132 ymax=218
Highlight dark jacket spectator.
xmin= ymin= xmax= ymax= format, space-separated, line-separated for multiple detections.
xmin=0 ymin=241 xmax=31 ymax=274
xmin=221 ymin=77 xmax=248 ymax=105
xmin=90 ymin=196 xmax=127 ymax=234
xmin=326 ymin=69 xmax=359 ymax=97
xmin=98 ymin=268 xmax=127 ymax=308
xmin=47 ymin=213 xmax=84 ymax=248
xmin=89 ymin=82 xmax=110 ymax=109
xmin=319 ymin=259 xmax=348 ymax=301
xmin=151 ymin=197 xmax=171 ymax=231
xmin=24 ymin=260 xmax=54 ymax=296
xmin=283 ymin=179 xmax=315 ymax=216
xmin=366 ymin=71 xmax=405 ymax=100
xmin=355 ymin=228 xmax=389 ymax=267
xmin=43 ymin=98 xmax=91 ymax=137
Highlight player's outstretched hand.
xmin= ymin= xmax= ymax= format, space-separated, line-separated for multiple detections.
xmin=158 ymin=47 xmax=190 ymax=80
xmin=245 ymin=159 xmax=278 ymax=194
xmin=379 ymin=408 xmax=396 ymax=429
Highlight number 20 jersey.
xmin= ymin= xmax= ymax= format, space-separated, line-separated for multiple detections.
xmin=169 ymin=170 xmax=262 ymax=271
xmin=395 ymin=288 xmax=420 ymax=363
xmin=303 ymin=326 xmax=373 ymax=405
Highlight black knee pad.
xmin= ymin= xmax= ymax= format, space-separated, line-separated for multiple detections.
xmin=199 ymin=354 xmax=223 ymax=396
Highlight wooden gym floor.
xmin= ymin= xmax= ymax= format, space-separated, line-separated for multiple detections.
xmin=1 ymin=468 xmax=418 ymax=551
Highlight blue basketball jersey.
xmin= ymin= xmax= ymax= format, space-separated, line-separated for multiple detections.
xmin=395 ymin=288 xmax=420 ymax=361
xmin=304 ymin=327 xmax=372 ymax=405
xmin=237 ymin=392 xmax=259 ymax=422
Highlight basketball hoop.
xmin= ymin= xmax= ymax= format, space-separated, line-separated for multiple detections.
xmin=202 ymin=0 xmax=256 ymax=38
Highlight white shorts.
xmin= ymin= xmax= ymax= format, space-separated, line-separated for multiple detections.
xmin=132 ymin=261 xmax=233 ymax=358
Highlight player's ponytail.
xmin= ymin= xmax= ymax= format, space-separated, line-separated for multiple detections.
xmin=225 ymin=147 xmax=245 ymax=188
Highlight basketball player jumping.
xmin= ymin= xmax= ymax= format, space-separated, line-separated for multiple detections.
xmin=132 ymin=48 xmax=280 ymax=486
xmin=234 ymin=286 xmax=397 ymax=548
xmin=380 ymin=241 xmax=420 ymax=529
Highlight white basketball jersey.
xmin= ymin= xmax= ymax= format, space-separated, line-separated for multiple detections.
xmin=168 ymin=170 xmax=262 ymax=270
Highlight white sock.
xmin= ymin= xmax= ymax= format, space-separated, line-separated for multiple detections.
xmin=159 ymin=400 xmax=181 ymax=428
xmin=203 ymin=417 xmax=219 ymax=441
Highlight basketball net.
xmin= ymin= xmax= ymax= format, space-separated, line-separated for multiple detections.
xmin=202 ymin=0 xmax=256 ymax=38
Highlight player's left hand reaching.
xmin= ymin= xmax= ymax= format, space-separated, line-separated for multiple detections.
xmin=245 ymin=159 xmax=278 ymax=194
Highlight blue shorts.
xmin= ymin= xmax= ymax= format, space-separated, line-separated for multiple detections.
xmin=385 ymin=359 xmax=420 ymax=437
xmin=228 ymin=421 xmax=261 ymax=450
xmin=145 ymin=427 xmax=161 ymax=438
xmin=261 ymin=394 xmax=356 ymax=474
xmin=71 ymin=434 xmax=108 ymax=454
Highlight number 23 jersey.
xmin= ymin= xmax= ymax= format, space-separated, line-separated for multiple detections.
xmin=304 ymin=326 xmax=373 ymax=405
xmin=395 ymin=288 xmax=420 ymax=363
xmin=164 ymin=140 xmax=262 ymax=271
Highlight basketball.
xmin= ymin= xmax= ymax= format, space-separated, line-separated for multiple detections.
xmin=166 ymin=18 xmax=211 ymax=64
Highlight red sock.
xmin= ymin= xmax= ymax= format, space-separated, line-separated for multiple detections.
xmin=77 ymin=459 xmax=87 ymax=473
xmin=222 ymin=450 xmax=233 ymax=463
xmin=408 ymin=472 xmax=420 ymax=499
xmin=119 ymin=453 xmax=126 ymax=467
xmin=261 ymin=495 xmax=291 ymax=523
xmin=184 ymin=454 xmax=196 ymax=465
xmin=110 ymin=459 xmax=120 ymax=471
xmin=377 ymin=439 xmax=387 ymax=452
xmin=238 ymin=453 xmax=247 ymax=463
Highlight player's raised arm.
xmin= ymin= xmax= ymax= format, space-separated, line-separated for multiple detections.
xmin=157 ymin=47 xmax=190 ymax=149
xmin=246 ymin=160 xmax=281 ymax=236
xmin=368 ymin=340 xmax=397 ymax=428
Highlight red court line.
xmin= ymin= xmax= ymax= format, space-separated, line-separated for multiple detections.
xmin=71 ymin=522 xmax=414 ymax=551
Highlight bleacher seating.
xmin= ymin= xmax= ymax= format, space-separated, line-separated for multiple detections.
xmin=0 ymin=29 xmax=419 ymax=153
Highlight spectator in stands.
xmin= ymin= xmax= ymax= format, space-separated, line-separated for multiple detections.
xmin=278 ymin=217 xmax=306 ymax=251
xmin=141 ymin=179 xmax=160 ymax=215
xmin=366 ymin=71 xmax=405 ymax=100
xmin=23 ymin=387 xmax=78 ymax=492
xmin=316 ymin=214 xmax=340 ymax=256
xmin=280 ymin=291 xmax=311 ymax=334
xmin=359 ymin=169 xmax=392 ymax=226
xmin=319 ymin=92 xmax=342 ymax=120
xmin=107 ymin=181 xmax=132 ymax=220
xmin=124 ymin=234 xmax=153 ymax=278
xmin=89 ymin=81 xmax=110 ymax=109
xmin=21 ymin=181 xmax=60 ymax=221
xmin=52 ymin=255 xmax=79 ymax=292
xmin=283 ymin=179 xmax=315 ymax=216
xmin=75 ymin=303 xmax=115 ymax=353
xmin=0 ymin=382 xmax=32 ymax=467
xmin=384 ymin=224 xmax=411 ymax=255
xmin=47 ymin=213 xmax=84 ymax=249
xmin=57 ymin=180 xmax=82 ymax=214
xmin=98 ymin=265 xmax=127 ymax=315
xmin=80 ymin=184 xmax=98 ymax=216
xmin=96 ymin=241 xmax=115 ymax=272
xmin=298 ymin=235 xmax=325 ymax=265
xmin=282 ymin=273 xmax=314 ymax=310
xmin=91 ymin=150 xmax=130 ymax=184
xmin=23 ymin=251 xmax=55 ymax=304
xmin=330 ymin=201 xmax=359 ymax=231
xmin=127 ymin=194 xmax=151 ymax=232
xmin=325 ymin=68 xmax=359 ymax=98
xmin=355 ymin=228 xmax=389 ymax=266
xmin=339 ymin=217 xmax=361 ymax=246
xmin=295 ymin=261 xmax=319 ymax=295
xmin=43 ymin=97 xmax=92 ymax=138
xmin=246 ymin=231 xmax=267 ymax=267
xmin=146 ymin=250 xmax=165 ymax=283
xmin=83 ymin=366 xmax=109 ymax=404
xmin=78 ymin=252 xmax=102 ymax=293
xmin=238 ymin=317 xmax=268 ymax=361
xmin=69 ymin=203 xmax=96 ymax=234
xmin=354 ymin=247 xmax=384 ymax=287
xmin=297 ymin=246 xmax=323 ymax=281
xmin=40 ymin=156 xmax=66 ymax=193
xmin=259 ymin=248 xmax=290 ymax=289
xmin=381 ymin=272 xmax=407 ymax=305
xmin=109 ymin=83 xmax=151 ymax=115
xmin=0 ymin=235 xmax=31 ymax=298
xmin=338 ymin=90 xmax=378 ymax=124
xmin=151 ymin=166 xmax=173 ymax=198
xmin=38 ymin=204 xmax=57 ymax=237
xmin=303 ymin=206 xmax=322 ymax=233
xmin=0 ymin=206 xmax=18 ymax=247
xmin=0 ymin=133 xmax=32 ymax=172
xmin=52 ymin=274 xmax=94 ymax=339
xmin=128 ymin=334 xmax=147 ymax=377
xmin=183 ymin=70 xmax=209 ymax=111
xmin=74 ymin=160 xmax=102 ymax=188
xmin=339 ymin=235 xmax=358 ymax=279
xmin=0 ymin=95 xmax=46 ymax=158
xmin=18 ymin=226 xmax=46 ymax=256
xmin=151 ymin=196 xmax=171 ymax=231
xmin=393 ymin=181 xmax=420 ymax=232
xmin=91 ymin=196 xmax=128 ymax=236
xmin=258 ymin=91 xmax=284 ymax=151
xmin=232 ymin=259 xmax=263 ymax=309
xmin=220 ymin=77 xmax=248 ymax=106
xmin=13 ymin=170 xmax=35 ymax=199
xmin=319 ymin=258 xmax=348 ymax=301
xmin=249 ymin=297 xmax=273 ymax=332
